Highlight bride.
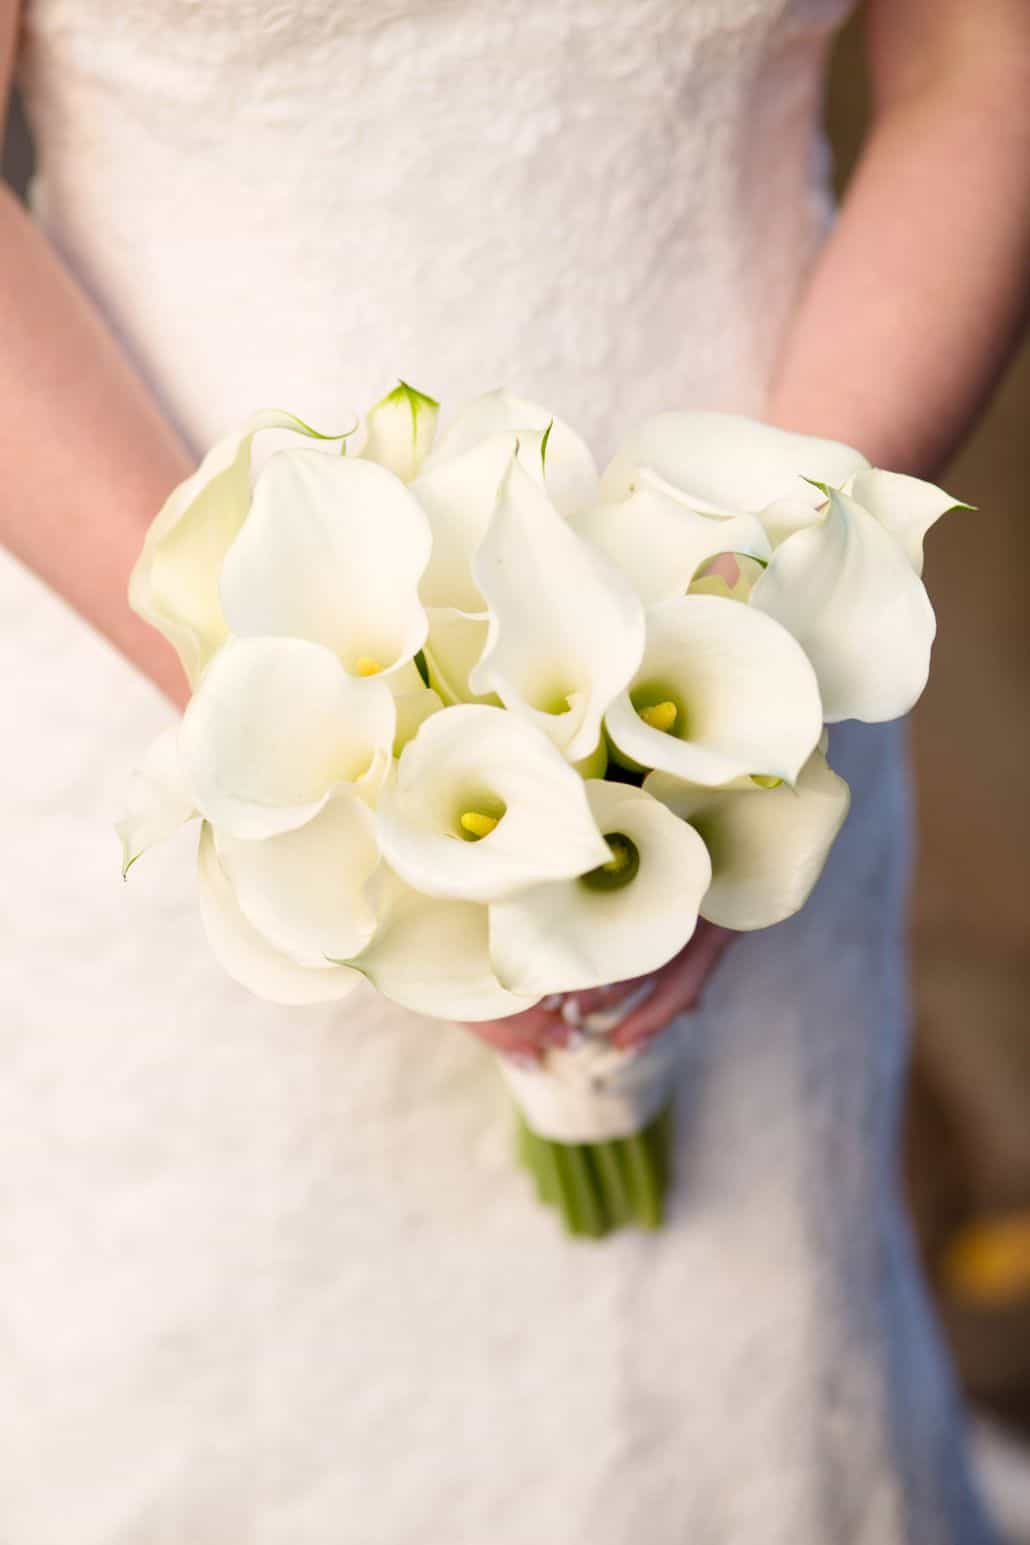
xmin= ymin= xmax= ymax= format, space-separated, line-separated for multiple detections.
xmin=2 ymin=0 xmax=1027 ymax=1538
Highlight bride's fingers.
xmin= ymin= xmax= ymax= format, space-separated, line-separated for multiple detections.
xmin=566 ymin=979 xmax=645 ymax=1019
xmin=462 ymin=1004 xmax=566 ymax=1059
xmin=612 ymin=923 xmax=734 ymax=1048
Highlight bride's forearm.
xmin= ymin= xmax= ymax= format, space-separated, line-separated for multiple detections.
xmin=0 ymin=184 xmax=194 ymax=706
xmin=767 ymin=18 xmax=1030 ymax=475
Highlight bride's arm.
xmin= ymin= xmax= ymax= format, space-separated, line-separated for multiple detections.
xmin=468 ymin=0 xmax=1030 ymax=1056
xmin=0 ymin=2 xmax=194 ymax=707
xmin=766 ymin=0 xmax=1030 ymax=470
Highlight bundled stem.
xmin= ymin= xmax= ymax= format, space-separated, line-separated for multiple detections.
xmin=515 ymin=1104 xmax=674 ymax=1237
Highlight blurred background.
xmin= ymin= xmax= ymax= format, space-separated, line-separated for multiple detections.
xmin=3 ymin=4 xmax=1028 ymax=1536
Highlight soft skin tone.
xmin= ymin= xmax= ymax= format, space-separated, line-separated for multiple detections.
xmin=1 ymin=0 xmax=1028 ymax=1057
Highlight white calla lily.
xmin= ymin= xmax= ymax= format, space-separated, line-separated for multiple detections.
xmin=129 ymin=409 xmax=350 ymax=686
xmin=345 ymin=870 xmax=537 ymax=1021
xmin=489 ymin=780 xmax=712 ymax=996
xmin=422 ymin=609 xmax=495 ymax=706
xmin=605 ymin=595 xmax=823 ymax=786
xmin=376 ymin=704 xmax=611 ymax=902
xmin=602 ymin=411 xmax=869 ymax=513
xmin=197 ymin=824 xmax=361 ymax=1005
xmin=750 ymin=488 xmax=937 ymax=723
xmin=357 ymin=380 xmax=439 ymax=483
xmin=213 ymin=790 xmax=380 ymax=967
xmin=470 ymin=458 xmax=645 ymax=761
xmin=220 ymin=449 xmax=431 ymax=678
xmin=572 ymin=470 xmax=771 ymax=606
xmin=387 ymin=659 xmax=444 ymax=753
xmin=411 ymin=435 xmax=515 ymax=614
xmin=181 ymin=637 xmax=395 ymax=840
xmin=844 ymin=468 xmax=967 ymax=576
xmin=755 ymin=492 xmax=829 ymax=549
xmin=644 ymin=749 xmax=850 ymax=930
xmin=426 ymin=388 xmax=599 ymax=514
xmin=117 ymin=723 xmax=196 ymax=876
xmin=412 ymin=425 xmax=592 ymax=616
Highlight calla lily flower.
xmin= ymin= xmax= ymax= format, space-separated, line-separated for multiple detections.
xmin=129 ymin=409 xmax=351 ymax=686
xmin=423 ymin=388 xmax=599 ymax=515
xmin=605 ymin=594 xmax=823 ymax=786
xmin=117 ymin=723 xmax=196 ymax=876
xmin=387 ymin=659 xmax=444 ymax=753
xmin=412 ymin=427 xmax=591 ymax=617
xmin=345 ymin=870 xmax=538 ymax=1021
xmin=422 ymin=609 xmax=495 ymax=706
xmin=572 ymin=469 xmax=771 ymax=606
xmin=198 ymin=824 xmax=362 ymax=1005
xmin=489 ymin=780 xmax=712 ymax=996
xmin=750 ymin=489 xmax=937 ymax=723
xmin=220 ymin=449 xmax=431 ymax=679
xmin=602 ymin=410 xmax=869 ymax=513
xmin=180 ymin=636 xmax=395 ymax=840
xmin=412 ymin=435 xmax=518 ymax=614
xmin=376 ymin=704 xmax=611 ymax=902
xmin=469 ymin=458 xmax=645 ymax=762
xmin=212 ymin=790 xmax=380 ymax=966
xmin=754 ymin=492 xmax=829 ymax=549
xmin=644 ymin=748 xmax=850 ymax=930
xmin=843 ymin=468 xmax=967 ymax=576
xmin=356 ymin=380 xmax=439 ymax=483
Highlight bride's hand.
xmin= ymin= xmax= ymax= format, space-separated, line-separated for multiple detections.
xmin=464 ymin=922 xmax=734 ymax=1060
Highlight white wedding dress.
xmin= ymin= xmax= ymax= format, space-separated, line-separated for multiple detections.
xmin=1 ymin=1 xmax=996 ymax=1541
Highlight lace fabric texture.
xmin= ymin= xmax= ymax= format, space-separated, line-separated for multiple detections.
xmin=0 ymin=1 xmax=995 ymax=1540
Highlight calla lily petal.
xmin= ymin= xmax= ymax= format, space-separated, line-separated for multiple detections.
xmin=426 ymin=388 xmax=599 ymax=514
xmin=412 ymin=425 xmax=592 ymax=615
xmin=346 ymin=870 xmax=537 ymax=1021
xmin=756 ymin=493 xmax=828 ymax=549
xmin=213 ymin=790 xmax=380 ymax=967
xmin=220 ymin=449 xmax=431 ymax=678
xmin=411 ymin=436 xmax=515 ymax=613
xmin=358 ymin=380 xmax=439 ymax=483
xmin=388 ymin=659 xmax=445 ymax=753
xmin=129 ymin=410 xmax=349 ymax=686
xmin=644 ymin=749 xmax=850 ymax=930
xmin=572 ymin=471 xmax=771 ymax=606
xmin=470 ymin=459 xmax=646 ymax=762
xmin=197 ymin=824 xmax=361 ymax=1005
xmin=845 ymin=468 xmax=966 ymax=575
xmin=605 ymin=595 xmax=823 ymax=786
xmin=422 ymin=609 xmax=495 ymax=706
xmin=750 ymin=488 xmax=937 ymax=722
xmin=489 ymin=780 xmax=712 ymax=996
xmin=602 ymin=411 xmax=868 ymax=513
xmin=376 ymin=704 xmax=611 ymax=902
xmin=117 ymin=724 xmax=196 ymax=877
xmin=181 ymin=637 xmax=395 ymax=839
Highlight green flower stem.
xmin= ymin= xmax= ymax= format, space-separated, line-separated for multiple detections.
xmin=515 ymin=1104 xmax=673 ymax=1237
xmin=623 ymin=1131 xmax=663 ymax=1230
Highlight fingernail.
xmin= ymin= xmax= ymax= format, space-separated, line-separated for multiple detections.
xmin=541 ymin=994 xmax=564 ymax=1012
xmin=561 ymin=998 xmax=583 ymax=1027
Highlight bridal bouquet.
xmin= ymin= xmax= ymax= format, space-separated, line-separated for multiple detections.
xmin=120 ymin=383 xmax=964 ymax=1236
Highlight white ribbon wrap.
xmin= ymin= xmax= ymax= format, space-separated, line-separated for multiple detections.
xmin=498 ymin=1010 xmax=684 ymax=1143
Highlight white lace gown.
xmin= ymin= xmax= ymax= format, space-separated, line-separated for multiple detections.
xmin=0 ymin=1 xmax=996 ymax=1540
